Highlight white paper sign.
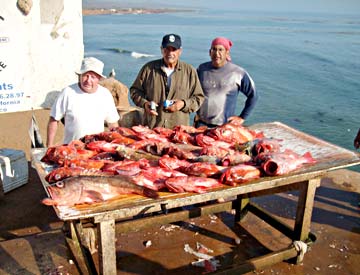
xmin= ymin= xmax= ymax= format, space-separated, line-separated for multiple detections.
xmin=0 ymin=28 xmax=30 ymax=113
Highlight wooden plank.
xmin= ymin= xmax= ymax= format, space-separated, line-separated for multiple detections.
xmin=97 ymin=220 xmax=116 ymax=275
xmin=247 ymin=202 xmax=295 ymax=239
xmin=233 ymin=195 xmax=249 ymax=222
xmin=213 ymin=245 xmax=299 ymax=274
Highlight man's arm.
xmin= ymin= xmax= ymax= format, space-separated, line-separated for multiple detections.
xmin=239 ymin=72 xmax=258 ymax=119
xmin=130 ymin=66 xmax=149 ymax=109
xmin=46 ymin=117 xmax=59 ymax=147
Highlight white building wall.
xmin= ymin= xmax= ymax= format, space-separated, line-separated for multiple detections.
xmin=0 ymin=0 xmax=84 ymax=113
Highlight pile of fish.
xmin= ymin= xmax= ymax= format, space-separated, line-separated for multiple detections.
xmin=41 ymin=119 xmax=316 ymax=206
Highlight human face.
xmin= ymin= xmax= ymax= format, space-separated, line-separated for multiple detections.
xmin=209 ymin=45 xmax=229 ymax=68
xmin=161 ymin=46 xmax=182 ymax=69
xmin=79 ymin=71 xmax=101 ymax=93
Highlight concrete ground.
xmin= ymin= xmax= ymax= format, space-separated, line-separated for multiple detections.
xmin=0 ymin=166 xmax=359 ymax=275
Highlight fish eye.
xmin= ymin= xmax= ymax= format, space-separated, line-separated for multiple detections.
xmin=56 ymin=181 xmax=64 ymax=188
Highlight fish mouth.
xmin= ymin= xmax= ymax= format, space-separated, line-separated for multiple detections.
xmin=263 ymin=161 xmax=279 ymax=176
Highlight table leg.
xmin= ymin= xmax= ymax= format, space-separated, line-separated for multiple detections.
xmin=64 ymin=221 xmax=97 ymax=274
xmin=97 ymin=219 xmax=117 ymax=275
xmin=233 ymin=195 xmax=250 ymax=222
xmin=293 ymin=177 xmax=320 ymax=263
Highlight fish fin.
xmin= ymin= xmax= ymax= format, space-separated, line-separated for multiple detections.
xmin=85 ymin=190 xmax=106 ymax=202
xmin=302 ymin=152 xmax=316 ymax=163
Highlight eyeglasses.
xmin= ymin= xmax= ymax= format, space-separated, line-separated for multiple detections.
xmin=210 ymin=47 xmax=226 ymax=53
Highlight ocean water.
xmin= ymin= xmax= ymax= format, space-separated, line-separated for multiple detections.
xmin=82 ymin=2 xmax=360 ymax=157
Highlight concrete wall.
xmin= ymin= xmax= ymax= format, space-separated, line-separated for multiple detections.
xmin=0 ymin=0 xmax=84 ymax=113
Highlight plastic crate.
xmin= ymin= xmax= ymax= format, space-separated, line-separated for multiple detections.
xmin=0 ymin=148 xmax=28 ymax=193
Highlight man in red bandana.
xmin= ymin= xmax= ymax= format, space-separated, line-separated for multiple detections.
xmin=195 ymin=37 xmax=259 ymax=127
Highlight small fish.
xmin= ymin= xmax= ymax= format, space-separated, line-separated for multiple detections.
xmin=116 ymin=144 xmax=160 ymax=162
xmin=165 ymin=176 xmax=222 ymax=193
xmin=42 ymin=175 xmax=158 ymax=206
xmin=220 ymin=164 xmax=261 ymax=186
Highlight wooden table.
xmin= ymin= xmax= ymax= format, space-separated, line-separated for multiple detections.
xmin=31 ymin=122 xmax=360 ymax=275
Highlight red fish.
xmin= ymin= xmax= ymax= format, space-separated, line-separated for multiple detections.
xmin=153 ymin=127 xmax=174 ymax=138
xmin=208 ymin=123 xmax=256 ymax=144
xmin=253 ymin=138 xmax=282 ymax=156
xmin=131 ymin=172 xmax=166 ymax=191
xmin=173 ymin=125 xmax=207 ymax=134
xmin=195 ymin=134 xmax=216 ymax=147
xmin=165 ymin=176 xmax=223 ymax=193
xmin=113 ymin=126 xmax=139 ymax=139
xmin=220 ymin=164 xmax=261 ymax=186
xmin=255 ymin=149 xmax=316 ymax=176
xmin=42 ymin=175 xmax=159 ymax=206
xmin=102 ymin=159 xmax=149 ymax=173
xmin=63 ymin=158 xmax=107 ymax=170
xmin=220 ymin=151 xmax=252 ymax=166
xmin=200 ymin=146 xmax=231 ymax=159
xmin=183 ymin=162 xmax=223 ymax=178
xmin=170 ymin=130 xmax=195 ymax=145
xmin=98 ymin=131 xmax=136 ymax=145
xmin=45 ymin=167 xmax=113 ymax=183
xmin=158 ymin=155 xmax=191 ymax=170
xmin=132 ymin=167 xmax=187 ymax=191
xmin=41 ymin=145 xmax=77 ymax=165
xmin=86 ymin=140 xmax=121 ymax=153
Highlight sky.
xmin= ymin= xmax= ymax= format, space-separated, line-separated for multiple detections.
xmin=83 ymin=0 xmax=360 ymax=15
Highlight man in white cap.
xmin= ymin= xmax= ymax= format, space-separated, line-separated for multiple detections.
xmin=46 ymin=57 xmax=120 ymax=147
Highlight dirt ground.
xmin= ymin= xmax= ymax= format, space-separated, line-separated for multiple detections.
xmin=0 ymin=110 xmax=359 ymax=275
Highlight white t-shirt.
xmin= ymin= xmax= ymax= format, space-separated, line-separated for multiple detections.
xmin=50 ymin=83 xmax=120 ymax=144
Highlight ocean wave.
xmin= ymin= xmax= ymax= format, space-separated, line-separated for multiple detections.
xmin=104 ymin=48 xmax=155 ymax=58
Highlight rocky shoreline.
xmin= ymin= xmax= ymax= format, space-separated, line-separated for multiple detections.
xmin=83 ymin=8 xmax=193 ymax=16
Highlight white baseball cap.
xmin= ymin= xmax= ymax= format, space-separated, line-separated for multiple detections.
xmin=76 ymin=57 xmax=106 ymax=78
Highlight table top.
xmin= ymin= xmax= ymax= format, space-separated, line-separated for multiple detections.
xmin=31 ymin=121 xmax=360 ymax=221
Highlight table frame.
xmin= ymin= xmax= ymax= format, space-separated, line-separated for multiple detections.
xmin=31 ymin=121 xmax=360 ymax=274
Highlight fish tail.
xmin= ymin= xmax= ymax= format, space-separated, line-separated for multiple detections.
xmin=143 ymin=188 xmax=159 ymax=199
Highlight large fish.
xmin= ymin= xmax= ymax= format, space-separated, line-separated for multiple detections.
xmin=42 ymin=175 xmax=159 ymax=206
xmin=255 ymin=149 xmax=316 ymax=176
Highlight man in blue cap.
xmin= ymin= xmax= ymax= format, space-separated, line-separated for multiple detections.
xmin=130 ymin=33 xmax=204 ymax=129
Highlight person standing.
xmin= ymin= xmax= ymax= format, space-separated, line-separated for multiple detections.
xmin=130 ymin=33 xmax=204 ymax=129
xmin=46 ymin=57 xmax=120 ymax=147
xmin=195 ymin=37 xmax=258 ymax=127
xmin=354 ymin=128 xmax=360 ymax=149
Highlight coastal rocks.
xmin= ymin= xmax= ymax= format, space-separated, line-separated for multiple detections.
xmin=99 ymin=76 xmax=130 ymax=108
xmin=17 ymin=0 xmax=33 ymax=16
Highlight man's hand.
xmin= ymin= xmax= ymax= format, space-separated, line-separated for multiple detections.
xmin=144 ymin=101 xmax=158 ymax=116
xmin=165 ymin=99 xmax=185 ymax=113
xmin=228 ymin=116 xmax=244 ymax=125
